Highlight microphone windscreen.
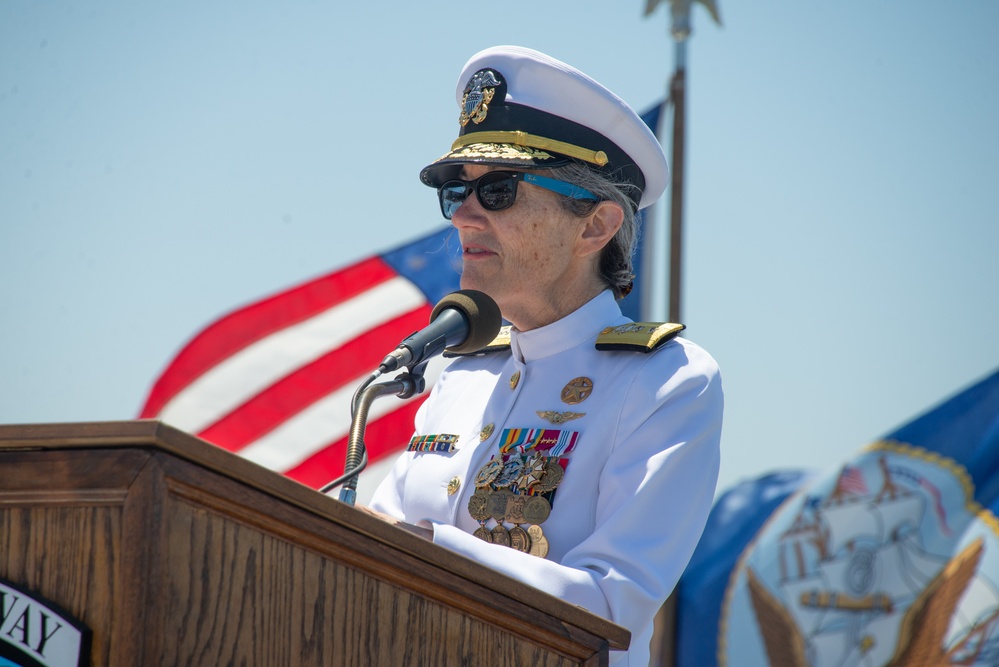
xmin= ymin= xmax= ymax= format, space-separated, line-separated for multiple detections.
xmin=430 ymin=290 xmax=502 ymax=354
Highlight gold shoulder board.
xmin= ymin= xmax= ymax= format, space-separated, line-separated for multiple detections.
xmin=443 ymin=325 xmax=513 ymax=357
xmin=595 ymin=322 xmax=685 ymax=353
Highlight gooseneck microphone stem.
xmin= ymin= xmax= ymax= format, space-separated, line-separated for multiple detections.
xmin=328 ymin=366 xmax=426 ymax=505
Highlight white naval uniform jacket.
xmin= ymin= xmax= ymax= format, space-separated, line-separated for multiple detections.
xmin=370 ymin=290 xmax=723 ymax=666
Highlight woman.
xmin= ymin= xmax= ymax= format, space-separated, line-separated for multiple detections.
xmin=366 ymin=45 xmax=723 ymax=666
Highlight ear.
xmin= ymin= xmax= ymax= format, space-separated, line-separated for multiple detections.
xmin=576 ymin=201 xmax=624 ymax=258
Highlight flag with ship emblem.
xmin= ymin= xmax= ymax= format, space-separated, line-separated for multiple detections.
xmin=676 ymin=368 xmax=999 ymax=666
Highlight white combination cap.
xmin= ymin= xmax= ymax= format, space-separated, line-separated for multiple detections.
xmin=420 ymin=45 xmax=669 ymax=211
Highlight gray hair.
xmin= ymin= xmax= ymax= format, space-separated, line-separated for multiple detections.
xmin=549 ymin=162 xmax=641 ymax=299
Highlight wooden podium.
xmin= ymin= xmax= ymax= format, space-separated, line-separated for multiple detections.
xmin=0 ymin=421 xmax=628 ymax=666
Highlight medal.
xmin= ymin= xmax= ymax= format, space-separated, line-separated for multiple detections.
xmin=535 ymin=459 xmax=565 ymax=493
xmin=488 ymin=488 xmax=514 ymax=521
xmin=490 ymin=524 xmax=511 ymax=547
xmin=469 ymin=421 xmax=581 ymax=558
xmin=467 ymin=490 xmax=490 ymax=522
xmin=493 ymin=457 xmax=524 ymax=488
xmin=528 ymin=525 xmax=549 ymax=558
xmin=509 ymin=525 xmax=531 ymax=553
xmin=475 ymin=458 xmax=502 ymax=488
xmin=515 ymin=453 xmax=547 ymax=491
xmin=523 ymin=496 xmax=552 ymax=525
xmin=505 ymin=494 xmax=527 ymax=525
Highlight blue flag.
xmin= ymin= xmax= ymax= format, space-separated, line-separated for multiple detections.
xmin=677 ymin=368 xmax=999 ymax=666
xmin=618 ymin=101 xmax=666 ymax=322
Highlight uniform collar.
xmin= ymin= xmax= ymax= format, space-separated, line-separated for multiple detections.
xmin=509 ymin=290 xmax=624 ymax=363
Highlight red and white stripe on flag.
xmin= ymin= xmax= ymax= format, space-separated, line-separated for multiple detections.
xmin=139 ymin=234 xmax=459 ymax=492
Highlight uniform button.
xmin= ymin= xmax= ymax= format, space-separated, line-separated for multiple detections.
xmin=447 ymin=476 xmax=461 ymax=495
xmin=479 ymin=423 xmax=495 ymax=441
xmin=510 ymin=371 xmax=521 ymax=389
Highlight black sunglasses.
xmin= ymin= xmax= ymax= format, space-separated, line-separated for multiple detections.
xmin=437 ymin=171 xmax=599 ymax=220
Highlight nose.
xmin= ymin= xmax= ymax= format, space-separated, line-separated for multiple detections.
xmin=449 ymin=190 xmax=488 ymax=229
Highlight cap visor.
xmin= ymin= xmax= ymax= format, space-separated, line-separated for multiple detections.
xmin=420 ymin=142 xmax=570 ymax=187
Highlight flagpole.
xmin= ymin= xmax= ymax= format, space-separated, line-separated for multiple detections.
xmin=654 ymin=16 xmax=692 ymax=664
xmin=646 ymin=6 xmax=721 ymax=663
xmin=667 ymin=38 xmax=687 ymax=325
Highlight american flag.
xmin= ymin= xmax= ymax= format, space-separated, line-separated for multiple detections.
xmin=139 ymin=226 xmax=462 ymax=497
xmin=836 ymin=464 xmax=870 ymax=496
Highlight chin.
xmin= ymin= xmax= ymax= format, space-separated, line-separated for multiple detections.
xmin=460 ymin=276 xmax=504 ymax=307
xmin=459 ymin=273 xmax=487 ymax=294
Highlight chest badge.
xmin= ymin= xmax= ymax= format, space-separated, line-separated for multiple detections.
xmin=561 ymin=377 xmax=593 ymax=404
xmin=537 ymin=410 xmax=585 ymax=425
xmin=510 ymin=370 xmax=521 ymax=390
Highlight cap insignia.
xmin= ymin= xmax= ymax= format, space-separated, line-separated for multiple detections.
xmin=459 ymin=69 xmax=501 ymax=127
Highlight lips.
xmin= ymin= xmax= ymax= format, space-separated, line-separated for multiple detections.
xmin=463 ymin=244 xmax=496 ymax=257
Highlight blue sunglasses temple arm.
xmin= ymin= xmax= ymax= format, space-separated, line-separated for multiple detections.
xmin=522 ymin=173 xmax=599 ymax=201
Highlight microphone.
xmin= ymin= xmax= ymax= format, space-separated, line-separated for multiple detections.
xmin=378 ymin=290 xmax=502 ymax=373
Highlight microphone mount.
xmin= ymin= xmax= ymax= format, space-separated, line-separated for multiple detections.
xmin=321 ymin=290 xmax=500 ymax=506
xmin=320 ymin=362 xmax=427 ymax=505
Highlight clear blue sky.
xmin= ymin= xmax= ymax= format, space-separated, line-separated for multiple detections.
xmin=2 ymin=0 xmax=997 ymax=495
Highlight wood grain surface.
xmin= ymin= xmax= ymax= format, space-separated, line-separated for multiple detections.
xmin=0 ymin=421 xmax=627 ymax=666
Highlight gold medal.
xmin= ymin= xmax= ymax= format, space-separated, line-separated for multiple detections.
xmin=488 ymin=488 xmax=514 ymax=521
xmin=505 ymin=494 xmax=527 ymax=524
xmin=467 ymin=491 xmax=490 ymax=522
xmin=523 ymin=496 xmax=552 ymax=525
xmin=561 ymin=377 xmax=593 ymax=405
xmin=509 ymin=525 xmax=531 ymax=553
xmin=527 ymin=524 xmax=549 ymax=558
xmin=535 ymin=459 xmax=565 ymax=493
xmin=473 ymin=526 xmax=492 ymax=543
xmin=490 ymin=524 xmax=511 ymax=547
xmin=474 ymin=458 xmax=502 ymax=487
